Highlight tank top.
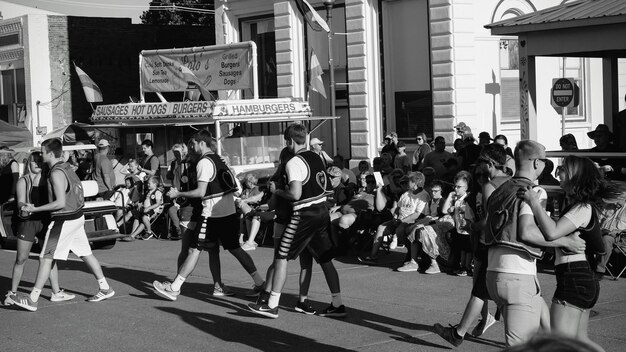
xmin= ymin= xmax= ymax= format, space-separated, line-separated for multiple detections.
xmin=292 ymin=150 xmax=329 ymax=210
xmin=18 ymin=175 xmax=48 ymax=220
xmin=49 ymin=161 xmax=84 ymax=219
xmin=200 ymin=153 xmax=238 ymax=200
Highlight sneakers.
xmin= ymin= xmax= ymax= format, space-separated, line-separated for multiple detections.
xmin=295 ymin=300 xmax=317 ymax=315
xmin=11 ymin=292 xmax=38 ymax=312
xmin=241 ymin=242 xmax=256 ymax=251
xmin=153 ymin=281 xmax=179 ymax=301
xmin=256 ymin=291 xmax=270 ymax=305
xmin=455 ymin=269 xmax=468 ymax=277
xmin=141 ymin=231 xmax=155 ymax=240
xmin=88 ymin=288 xmax=115 ymax=302
xmin=357 ymin=256 xmax=378 ymax=265
xmin=389 ymin=235 xmax=398 ymax=250
xmin=245 ymin=282 xmax=265 ymax=298
xmin=425 ymin=260 xmax=441 ymax=274
xmin=4 ymin=291 xmax=15 ymax=306
xmin=213 ymin=284 xmax=235 ymax=297
xmin=318 ymin=303 xmax=347 ymax=318
xmin=434 ymin=323 xmax=463 ymax=347
xmin=471 ymin=313 xmax=496 ymax=337
xmin=50 ymin=289 xmax=76 ymax=302
xmin=248 ymin=302 xmax=279 ymax=319
xmin=121 ymin=235 xmax=136 ymax=242
xmin=397 ymin=260 xmax=419 ymax=272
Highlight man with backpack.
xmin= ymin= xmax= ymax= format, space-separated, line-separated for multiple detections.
xmin=482 ymin=140 xmax=586 ymax=347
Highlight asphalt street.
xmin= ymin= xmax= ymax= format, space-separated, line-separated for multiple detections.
xmin=1 ymin=239 xmax=625 ymax=352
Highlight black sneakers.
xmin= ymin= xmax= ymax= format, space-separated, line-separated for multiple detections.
xmin=433 ymin=323 xmax=463 ymax=347
xmin=295 ymin=300 xmax=316 ymax=315
xmin=318 ymin=303 xmax=347 ymax=318
xmin=248 ymin=302 xmax=279 ymax=319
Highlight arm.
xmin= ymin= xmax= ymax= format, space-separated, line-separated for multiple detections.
xmin=374 ymin=187 xmax=387 ymax=212
xmin=166 ymin=161 xmax=175 ymax=180
xmin=16 ymin=178 xmax=27 ymax=210
xmin=441 ymin=192 xmax=455 ymax=215
xmin=518 ymin=214 xmax=585 ymax=253
xmin=519 ymin=186 xmax=577 ymax=240
xmin=10 ymin=161 xmax=19 ymax=198
xmin=272 ymin=180 xmax=302 ymax=202
xmin=241 ymin=189 xmax=265 ymax=204
xmin=29 ymin=170 xmax=67 ymax=213
xmin=144 ymin=191 xmax=164 ymax=212
xmin=172 ymin=181 xmax=207 ymax=199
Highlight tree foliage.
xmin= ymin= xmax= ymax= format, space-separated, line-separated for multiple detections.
xmin=140 ymin=0 xmax=215 ymax=28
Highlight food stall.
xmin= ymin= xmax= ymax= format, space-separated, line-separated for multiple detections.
xmin=90 ymin=97 xmax=336 ymax=175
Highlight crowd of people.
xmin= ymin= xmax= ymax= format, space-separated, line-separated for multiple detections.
xmin=1 ymin=120 xmax=625 ymax=351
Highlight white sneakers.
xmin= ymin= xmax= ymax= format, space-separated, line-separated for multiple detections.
xmin=50 ymin=289 xmax=76 ymax=302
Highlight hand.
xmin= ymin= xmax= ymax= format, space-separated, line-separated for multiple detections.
xmin=23 ymin=204 xmax=35 ymax=213
xmin=562 ymin=231 xmax=586 ymax=254
xmin=167 ymin=187 xmax=180 ymax=199
xmin=516 ymin=186 xmax=539 ymax=204
xmin=268 ymin=181 xmax=277 ymax=194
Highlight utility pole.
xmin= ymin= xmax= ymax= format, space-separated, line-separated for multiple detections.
xmin=324 ymin=0 xmax=337 ymax=155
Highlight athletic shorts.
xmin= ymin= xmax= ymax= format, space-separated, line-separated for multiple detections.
xmin=39 ymin=215 xmax=93 ymax=260
xmin=471 ymin=256 xmax=491 ymax=301
xmin=191 ymin=213 xmax=239 ymax=251
xmin=16 ymin=219 xmax=48 ymax=243
xmin=275 ymin=203 xmax=334 ymax=263
xmin=553 ymin=261 xmax=599 ymax=310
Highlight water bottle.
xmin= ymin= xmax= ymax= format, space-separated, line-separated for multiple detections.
xmin=552 ymin=199 xmax=560 ymax=218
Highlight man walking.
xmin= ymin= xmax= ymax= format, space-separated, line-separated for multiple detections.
xmin=11 ymin=138 xmax=115 ymax=311
xmin=483 ymin=140 xmax=585 ymax=346
xmin=152 ymin=130 xmax=265 ymax=300
xmin=93 ymin=139 xmax=115 ymax=199
xmin=248 ymin=124 xmax=346 ymax=319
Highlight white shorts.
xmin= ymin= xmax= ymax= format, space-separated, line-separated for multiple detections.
xmin=40 ymin=215 xmax=93 ymax=260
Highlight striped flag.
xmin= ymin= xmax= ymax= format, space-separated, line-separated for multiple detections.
xmin=295 ymin=0 xmax=330 ymax=33
xmin=73 ymin=64 xmax=103 ymax=102
xmin=309 ymin=49 xmax=326 ymax=98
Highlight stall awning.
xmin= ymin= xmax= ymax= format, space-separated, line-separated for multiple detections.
xmin=90 ymin=98 xmax=318 ymax=127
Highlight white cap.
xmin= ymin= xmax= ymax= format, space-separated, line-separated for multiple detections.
xmin=310 ymin=138 xmax=324 ymax=146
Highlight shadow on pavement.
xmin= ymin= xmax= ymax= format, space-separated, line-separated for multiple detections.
xmin=157 ymin=305 xmax=360 ymax=352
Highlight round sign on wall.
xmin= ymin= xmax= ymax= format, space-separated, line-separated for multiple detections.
xmin=551 ymin=78 xmax=578 ymax=108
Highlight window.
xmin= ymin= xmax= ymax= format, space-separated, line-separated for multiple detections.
xmin=500 ymin=39 xmax=520 ymax=123
xmin=240 ymin=17 xmax=277 ymax=99
xmin=554 ymin=57 xmax=586 ymax=121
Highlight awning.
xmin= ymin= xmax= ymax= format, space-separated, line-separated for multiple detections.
xmin=0 ymin=120 xmax=33 ymax=148
xmin=43 ymin=123 xmax=95 ymax=145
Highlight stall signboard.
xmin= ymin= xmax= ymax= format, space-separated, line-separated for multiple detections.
xmin=213 ymin=99 xmax=312 ymax=121
xmin=91 ymin=101 xmax=214 ymax=123
xmin=141 ymin=45 xmax=253 ymax=92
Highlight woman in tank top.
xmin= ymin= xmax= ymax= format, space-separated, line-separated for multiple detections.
xmin=4 ymin=152 xmax=74 ymax=305
xmin=519 ymin=155 xmax=625 ymax=352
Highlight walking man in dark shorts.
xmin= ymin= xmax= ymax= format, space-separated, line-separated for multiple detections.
xmin=11 ymin=138 xmax=115 ymax=311
xmin=153 ymin=130 xmax=265 ymax=300
xmin=248 ymin=124 xmax=346 ymax=319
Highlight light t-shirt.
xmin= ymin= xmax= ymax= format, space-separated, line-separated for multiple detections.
xmin=285 ymin=155 xmax=326 ymax=209
xmin=197 ymin=157 xmax=236 ymax=217
xmin=487 ymin=186 xmax=547 ymax=275
xmin=556 ymin=203 xmax=592 ymax=264
xmin=396 ymin=189 xmax=431 ymax=220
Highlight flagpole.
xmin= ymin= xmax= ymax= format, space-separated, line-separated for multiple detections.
xmin=324 ymin=0 xmax=337 ymax=155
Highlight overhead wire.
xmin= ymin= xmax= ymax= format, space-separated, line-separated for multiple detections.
xmin=31 ymin=0 xmax=215 ymax=13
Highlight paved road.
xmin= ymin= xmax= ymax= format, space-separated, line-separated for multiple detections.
xmin=1 ymin=240 xmax=625 ymax=352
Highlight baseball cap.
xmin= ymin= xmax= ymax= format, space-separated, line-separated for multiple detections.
xmin=97 ymin=139 xmax=110 ymax=147
xmin=310 ymin=138 xmax=324 ymax=146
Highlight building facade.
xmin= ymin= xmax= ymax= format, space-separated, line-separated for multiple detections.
xmin=214 ymin=0 xmax=626 ymax=166
xmin=0 ymin=6 xmax=214 ymax=146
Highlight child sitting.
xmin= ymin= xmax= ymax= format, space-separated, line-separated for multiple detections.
xmin=127 ymin=176 xmax=164 ymax=241
xmin=360 ymin=172 xmax=430 ymax=265
xmin=235 ymin=173 xmax=265 ymax=250
xmin=442 ymin=170 xmax=475 ymax=276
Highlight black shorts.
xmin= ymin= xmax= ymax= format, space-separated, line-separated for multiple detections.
xmin=471 ymin=256 xmax=491 ymax=301
xmin=553 ymin=261 xmax=600 ymax=309
xmin=275 ymin=203 xmax=334 ymax=263
xmin=452 ymin=230 xmax=473 ymax=252
xmin=192 ymin=213 xmax=240 ymax=251
xmin=16 ymin=219 xmax=48 ymax=243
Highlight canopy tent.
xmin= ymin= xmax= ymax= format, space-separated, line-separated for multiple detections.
xmin=43 ymin=123 xmax=95 ymax=145
xmin=0 ymin=120 xmax=32 ymax=148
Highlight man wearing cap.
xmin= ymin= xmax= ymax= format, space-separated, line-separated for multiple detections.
xmin=93 ymin=139 xmax=115 ymax=199
xmin=478 ymin=132 xmax=493 ymax=147
xmin=310 ymin=137 xmax=333 ymax=167
xmin=588 ymin=124 xmax=625 ymax=180
xmin=381 ymin=132 xmax=399 ymax=162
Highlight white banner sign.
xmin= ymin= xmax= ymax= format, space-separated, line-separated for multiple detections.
xmin=141 ymin=47 xmax=252 ymax=92
xmin=92 ymin=101 xmax=213 ymax=121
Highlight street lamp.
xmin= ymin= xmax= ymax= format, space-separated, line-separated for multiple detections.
xmin=324 ymin=0 xmax=337 ymax=154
